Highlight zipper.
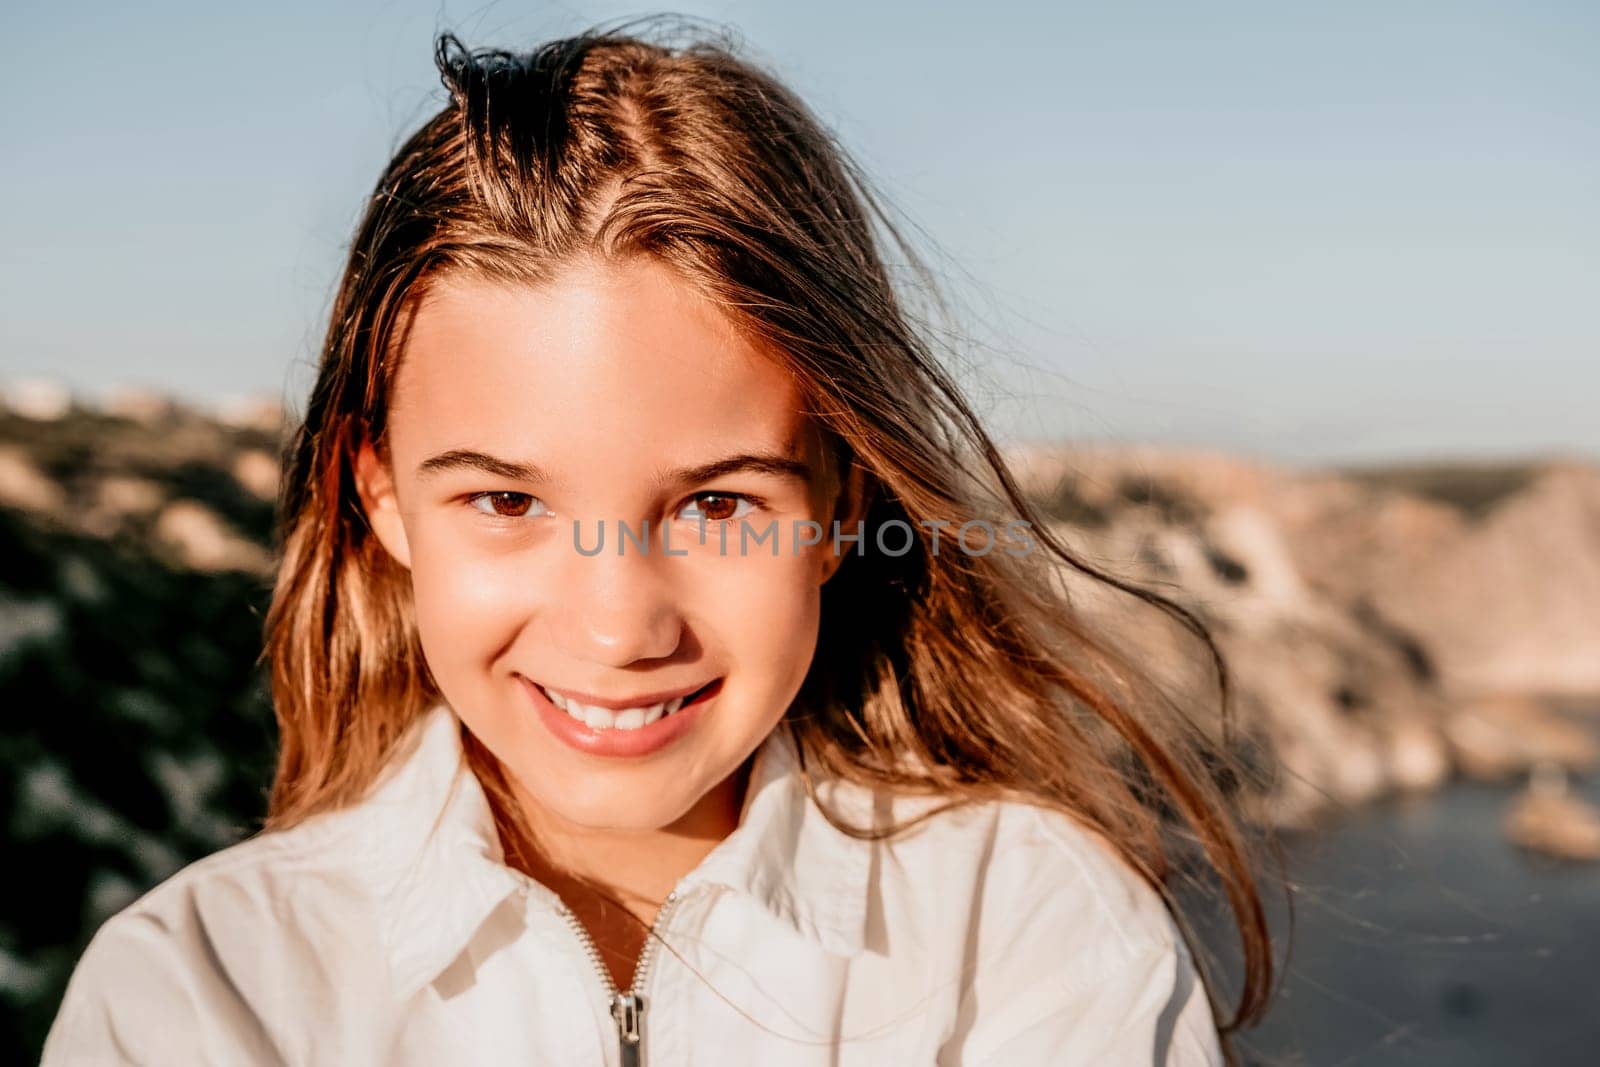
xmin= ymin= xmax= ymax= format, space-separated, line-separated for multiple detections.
xmin=553 ymin=889 xmax=686 ymax=1067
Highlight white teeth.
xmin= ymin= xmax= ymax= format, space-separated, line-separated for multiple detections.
xmin=539 ymin=685 xmax=692 ymax=732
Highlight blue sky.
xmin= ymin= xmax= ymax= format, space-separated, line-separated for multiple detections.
xmin=3 ymin=1 xmax=1595 ymax=464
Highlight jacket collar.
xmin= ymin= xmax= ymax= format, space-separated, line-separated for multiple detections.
xmin=349 ymin=703 xmax=874 ymax=999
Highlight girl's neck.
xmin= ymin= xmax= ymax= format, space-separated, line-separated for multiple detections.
xmin=506 ymin=760 xmax=752 ymax=924
xmin=499 ymin=761 xmax=752 ymax=991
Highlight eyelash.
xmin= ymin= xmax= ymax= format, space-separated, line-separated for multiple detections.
xmin=463 ymin=491 xmax=764 ymax=522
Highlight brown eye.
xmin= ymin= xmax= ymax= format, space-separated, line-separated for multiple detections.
xmin=468 ymin=492 xmax=544 ymax=519
xmin=681 ymin=493 xmax=753 ymax=523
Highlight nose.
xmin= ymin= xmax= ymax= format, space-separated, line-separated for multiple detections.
xmin=547 ymin=522 xmax=684 ymax=667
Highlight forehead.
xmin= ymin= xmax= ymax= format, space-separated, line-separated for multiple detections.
xmin=386 ymin=257 xmax=818 ymax=479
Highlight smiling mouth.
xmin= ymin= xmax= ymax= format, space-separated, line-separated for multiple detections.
xmin=536 ymin=680 xmax=719 ymax=732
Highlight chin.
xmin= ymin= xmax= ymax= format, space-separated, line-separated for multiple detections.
xmin=526 ymin=775 xmax=701 ymax=834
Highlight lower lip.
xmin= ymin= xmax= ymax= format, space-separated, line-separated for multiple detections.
xmin=518 ymin=676 xmax=721 ymax=759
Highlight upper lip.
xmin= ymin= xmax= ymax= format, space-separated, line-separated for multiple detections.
xmin=524 ymin=676 xmax=714 ymax=710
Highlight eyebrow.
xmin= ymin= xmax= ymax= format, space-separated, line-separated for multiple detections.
xmin=416 ymin=450 xmax=553 ymax=483
xmin=415 ymin=448 xmax=812 ymax=489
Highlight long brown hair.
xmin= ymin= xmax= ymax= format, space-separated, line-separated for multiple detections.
xmin=263 ymin=22 xmax=1277 ymax=1053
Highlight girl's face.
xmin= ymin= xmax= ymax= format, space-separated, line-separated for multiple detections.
xmin=356 ymin=256 xmax=861 ymax=835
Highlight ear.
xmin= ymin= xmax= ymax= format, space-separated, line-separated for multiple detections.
xmin=819 ymin=457 xmax=874 ymax=586
xmin=354 ymin=439 xmax=413 ymax=571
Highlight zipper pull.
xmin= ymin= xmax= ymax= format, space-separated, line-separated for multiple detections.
xmin=610 ymin=991 xmax=645 ymax=1067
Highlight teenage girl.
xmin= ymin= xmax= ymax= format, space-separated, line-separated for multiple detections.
xmin=44 ymin=25 xmax=1273 ymax=1066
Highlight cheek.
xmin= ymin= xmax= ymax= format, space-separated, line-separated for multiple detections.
xmin=689 ymin=552 xmax=823 ymax=697
xmin=404 ymin=523 xmax=531 ymax=670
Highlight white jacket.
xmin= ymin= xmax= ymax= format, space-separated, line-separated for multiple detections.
xmin=42 ymin=703 xmax=1225 ymax=1066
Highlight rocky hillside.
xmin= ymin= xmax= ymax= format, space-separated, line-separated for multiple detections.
xmin=0 ymin=396 xmax=283 ymax=1058
xmin=1010 ymin=444 xmax=1600 ymax=824
xmin=2 ymin=392 xmax=1598 ymax=1058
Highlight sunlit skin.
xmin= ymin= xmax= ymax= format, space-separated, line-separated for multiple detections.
xmin=355 ymin=256 xmax=868 ymax=988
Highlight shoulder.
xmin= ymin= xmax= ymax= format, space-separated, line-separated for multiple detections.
xmin=875 ymin=792 xmax=1180 ymax=956
xmin=42 ymin=705 xmax=477 ymax=1064
xmin=995 ymin=801 xmax=1183 ymax=956
xmin=869 ymin=794 xmax=1224 ymax=1065
xmin=41 ymin=811 xmax=392 ymax=1066
xmin=86 ymin=804 xmax=382 ymax=943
